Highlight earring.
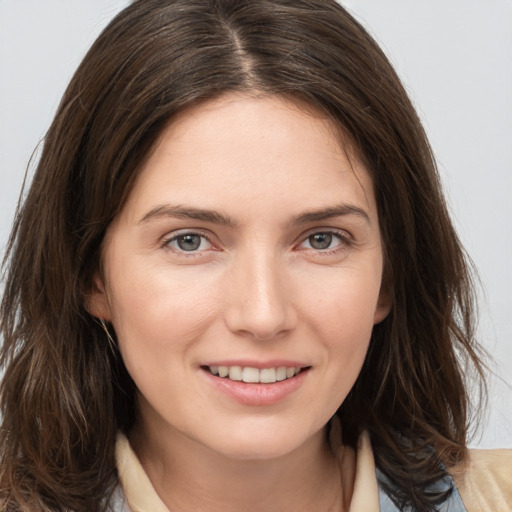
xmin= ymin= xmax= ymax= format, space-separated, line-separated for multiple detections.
xmin=99 ymin=318 xmax=117 ymax=354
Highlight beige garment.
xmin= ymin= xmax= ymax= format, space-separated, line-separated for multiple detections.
xmin=116 ymin=434 xmax=169 ymax=512
xmin=115 ymin=433 xmax=512 ymax=512
xmin=451 ymin=448 xmax=512 ymax=512
xmin=115 ymin=431 xmax=380 ymax=511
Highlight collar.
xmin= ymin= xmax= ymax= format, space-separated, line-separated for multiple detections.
xmin=115 ymin=425 xmax=380 ymax=512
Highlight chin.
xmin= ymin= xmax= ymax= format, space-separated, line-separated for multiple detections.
xmin=202 ymin=423 xmax=324 ymax=462
xmin=215 ymin=441 xmax=298 ymax=461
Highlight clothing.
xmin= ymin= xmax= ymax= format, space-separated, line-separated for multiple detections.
xmin=111 ymin=433 xmax=511 ymax=511
xmin=451 ymin=449 xmax=512 ymax=511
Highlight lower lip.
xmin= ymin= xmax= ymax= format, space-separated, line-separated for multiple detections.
xmin=202 ymin=368 xmax=309 ymax=406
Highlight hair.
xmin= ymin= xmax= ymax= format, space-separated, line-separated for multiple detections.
xmin=0 ymin=0 xmax=486 ymax=510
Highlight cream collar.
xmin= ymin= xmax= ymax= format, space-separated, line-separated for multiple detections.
xmin=115 ymin=428 xmax=380 ymax=511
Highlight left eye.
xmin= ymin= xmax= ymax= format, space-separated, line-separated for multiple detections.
xmin=166 ymin=233 xmax=212 ymax=252
xmin=300 ymin=232 xmax=343 ymax=251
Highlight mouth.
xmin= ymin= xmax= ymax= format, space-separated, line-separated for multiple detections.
xmin=202 ymin=365 xmax=308 ymax=384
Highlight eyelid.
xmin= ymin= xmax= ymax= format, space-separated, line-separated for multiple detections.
xmin=161 ymin=229 xmax=216 ymax=253
xmin=298 ymin=227 xmax=352 ymax=243
xmin=295 ymin=228 xmax=353 ymax=252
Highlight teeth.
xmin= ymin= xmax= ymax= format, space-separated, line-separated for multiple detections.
xmin=207 ymin=365 xmax=302 ymax=383
xmin=242 ymin=367 xmax=260 ymax=383
xmin=276 ymin=366 xmax=287 ymax=381
xmin=228 ymin=366 xmax=242 ymax=381
xmin=260 ymin=368 xmax=276 ymax=383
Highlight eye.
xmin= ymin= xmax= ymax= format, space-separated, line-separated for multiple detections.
xmin=165 ymin=232 xmax=212 ymax=252
xmin=299 ymin=231 xmax=346 ymax=251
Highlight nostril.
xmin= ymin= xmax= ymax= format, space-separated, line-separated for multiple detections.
xmin=223 ymin=269 xmax=297 ymax=339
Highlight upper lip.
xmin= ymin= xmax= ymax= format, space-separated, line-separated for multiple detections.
xmin=201 ymin=360 xmax=309 ymax=369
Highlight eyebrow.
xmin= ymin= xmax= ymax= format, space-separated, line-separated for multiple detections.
xmin=291 ymin=204 xmax=370 ymax=226
xmin=139 ymin=204 xmax=237 ymax=226
xmin=139 ymin=203 xmax=370 ymax=227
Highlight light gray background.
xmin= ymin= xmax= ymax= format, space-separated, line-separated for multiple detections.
xmin=1 ymin=1 xmax=511 ymax=448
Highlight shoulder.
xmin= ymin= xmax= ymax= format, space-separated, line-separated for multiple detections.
xmin=450 ymin=448 xmax=512 ymax=512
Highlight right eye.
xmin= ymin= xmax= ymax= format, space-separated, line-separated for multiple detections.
xmin=164 ymin=232 xmax=213 ymax=253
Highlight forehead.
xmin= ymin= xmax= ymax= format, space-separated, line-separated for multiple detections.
xmin=119 ymin=92 xmax=377 ymax=226
xmin=161 ymin=92 xmax=352 ymax=160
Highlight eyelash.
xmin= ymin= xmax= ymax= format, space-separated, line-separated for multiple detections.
xmin=297 ymin=230 xmax=352 ymax=255
xmin=162 ymin=230 xmax=214 ymax=257
xmin=161 ymin=229 xmax=353 ymax=257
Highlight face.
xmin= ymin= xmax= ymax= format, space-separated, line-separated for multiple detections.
xmin=90 ymin=93 xmax=390 ymax=460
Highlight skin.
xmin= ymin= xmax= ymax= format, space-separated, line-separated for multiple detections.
xmin=89 ymin=93 xmax=391 ymax=511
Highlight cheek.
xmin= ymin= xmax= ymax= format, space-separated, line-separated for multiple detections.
xmin=106 ymin=263 xmax=221 ymax=366
xmin=299 ymin=267 xmax=380 ymax=393
xmin=302 ymin=265 xmax=382 ymax=335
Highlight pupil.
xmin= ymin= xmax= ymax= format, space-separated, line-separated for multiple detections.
xmin=178 ymin=234 xmax=201 ymax=251
xmin=310 ymin=233 xmax=332 ymax=250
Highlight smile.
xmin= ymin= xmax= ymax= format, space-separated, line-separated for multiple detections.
xmin=206 ymin=365 xmax=303 ymax=383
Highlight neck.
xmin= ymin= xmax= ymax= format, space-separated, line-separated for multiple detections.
xmin=130 ymin=416 xmax=345 ymax=512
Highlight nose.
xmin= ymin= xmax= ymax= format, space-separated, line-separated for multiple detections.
xmin=224 ymin=250 xmax=297 ymax=340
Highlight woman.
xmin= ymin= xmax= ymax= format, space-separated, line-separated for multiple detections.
xmin=0 ymin=0 xmax=509 ymax=511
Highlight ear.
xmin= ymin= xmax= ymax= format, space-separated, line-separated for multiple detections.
xmin=373 ymin=287 xmax=392 ymax=324
xmin=84 ymin=272 xmax=112 ymax=321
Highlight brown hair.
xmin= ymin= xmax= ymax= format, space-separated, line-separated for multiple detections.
xmin=0 ymin=1 xmax=486 ymax=510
